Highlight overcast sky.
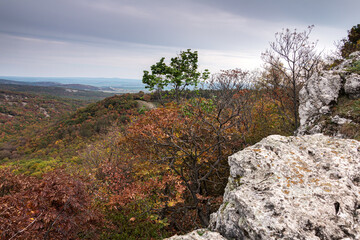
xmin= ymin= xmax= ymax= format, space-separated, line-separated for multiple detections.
xmin=0 ymin=0 xmax=358 ymax=79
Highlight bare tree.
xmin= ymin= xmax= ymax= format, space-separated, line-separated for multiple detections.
xmin=261 ymin=25 xmax=322 ymax=129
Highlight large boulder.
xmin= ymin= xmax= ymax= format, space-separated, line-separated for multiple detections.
xmin=297 ymin=51 xmax=360 ymax=135
xmin=209 ymin=134 xmax=360 ymax=239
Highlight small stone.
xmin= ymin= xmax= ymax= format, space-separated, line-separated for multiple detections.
xmin=331 ymin=115 xmax=352 ymax=125
xmin=165 ymin=229 xmax=227 ymax=240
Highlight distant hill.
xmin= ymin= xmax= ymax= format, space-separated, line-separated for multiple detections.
xmin=0 ymin=78 xmax=117 ymax=91
xmin=0 ymin=76 xmax=147 ymax=92
xmin=0 ymin=81 xmax=114 ymax=100
xmin=0 ymin=78 xmax=98 ymax=90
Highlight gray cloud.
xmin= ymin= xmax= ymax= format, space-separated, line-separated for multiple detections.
xmin=0 ymin=0 xmax=358 ymax=77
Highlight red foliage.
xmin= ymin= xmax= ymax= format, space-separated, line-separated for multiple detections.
xmin=0 ymin=169 xmax=102 ymax=240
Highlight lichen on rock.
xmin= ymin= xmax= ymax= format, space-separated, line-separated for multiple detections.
xmin=209 ymin=134 xmax=360 ymax=239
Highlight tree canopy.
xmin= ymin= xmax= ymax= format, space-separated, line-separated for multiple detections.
xmin=142 ymin=49 xmax=210 ymax=102
xmin=340 ymin=24 xmax=360 ymax=58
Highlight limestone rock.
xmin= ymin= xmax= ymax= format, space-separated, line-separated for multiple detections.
xmin=330 ymin=115 xmax=352 ymax=125
xmin=298 ymin=71 xmax=342 ymax=129
xmin=349 ymin=51 xmax=360 ymax=59
xmin=165 ymin=229 xmax=227 ymax=240
xmin=209 ymin=134 xmax=360 ymax=239
xmin=333 ymin=51 xmax=360 ymax=71
xmin=344 ymin=73 xmax=360 ymax=99
xmin=297 ymin=51 xmax=360 ymax=135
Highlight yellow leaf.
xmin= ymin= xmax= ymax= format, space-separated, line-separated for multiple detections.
xmin=168 ymin=201 xmax=176 ymax=207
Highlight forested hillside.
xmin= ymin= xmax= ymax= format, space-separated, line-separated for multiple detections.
xmin=0 ymin=82 xmax=113 ymax=100
xmin=0 ymin=90 xmax=87 ymax=160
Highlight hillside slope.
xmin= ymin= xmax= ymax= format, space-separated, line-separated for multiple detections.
xmin=0 ymin=82 xmax=113 ymax=100
xmin=0 ymin=90 xmax=86 ymax=160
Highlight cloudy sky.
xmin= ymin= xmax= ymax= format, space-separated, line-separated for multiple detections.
xmin=0 ymin=0 xmax=358 ymax=79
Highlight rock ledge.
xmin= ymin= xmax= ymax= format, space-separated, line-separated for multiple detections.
xmin=209 ymin=134 xmax=360 ymax=239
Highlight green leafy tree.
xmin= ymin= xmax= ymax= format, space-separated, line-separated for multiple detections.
xmin=340 ymin=24 xmax=360 ymax=58
xmin=142 ymin=49 xmax=210 ymax=103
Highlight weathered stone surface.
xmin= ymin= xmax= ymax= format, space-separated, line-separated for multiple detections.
xmin=330 ymin=115 xmax=352 ymax=125
xmin=344 ymin=73 xmax=360 ymax=99
xmin=333 ymin=51 xmax=360 ymax=71
xmin=349 ymin=51 xmax=360 ymax=59
xmin=298 ymin=71 xmax=342 ymax=129
xmin=209 ymin=134 xmax=360 ymax=239
xmin=297 ymin=51 xmax=360 ymax=135
xmin=165 ymin=229 xmax=227 ymax=240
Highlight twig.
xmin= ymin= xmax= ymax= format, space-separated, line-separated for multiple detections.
xmin=43 ymin=198 xmax=71 ymax=240
xmin=9 ymin=212 xmax=43 ymax=240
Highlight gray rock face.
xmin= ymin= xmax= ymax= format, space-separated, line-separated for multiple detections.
xmin=165 ymin=229 xmax=227 ymax=240
xmin=297 ymin=51 xmax=360 ymax=135
xmin=209 ymin=134 xmax=360 ymax=239
xmin=344 ymin=73 xmax=360 ymax=99
xmin=298 ymin=71 xmax=342 ymax=128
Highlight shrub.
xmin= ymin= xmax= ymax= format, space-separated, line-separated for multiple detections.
xmin=346 ymin=60 xmax=360 ymax=73
xmin=340 ymin=122 xmax=360 ymax=140
xmin=0 ymin=169 xmax=103 ymax=240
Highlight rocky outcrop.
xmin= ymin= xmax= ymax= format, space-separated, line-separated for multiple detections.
xmin=166 ymin=229 xmax=227 ymax=240
xmin=297 ymin=72 xmax=342 ymax=133
xmin=297 ymin=51 xmax=360 ymax=135
xmin=209 ymin=134 xmax=360 ymax=239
